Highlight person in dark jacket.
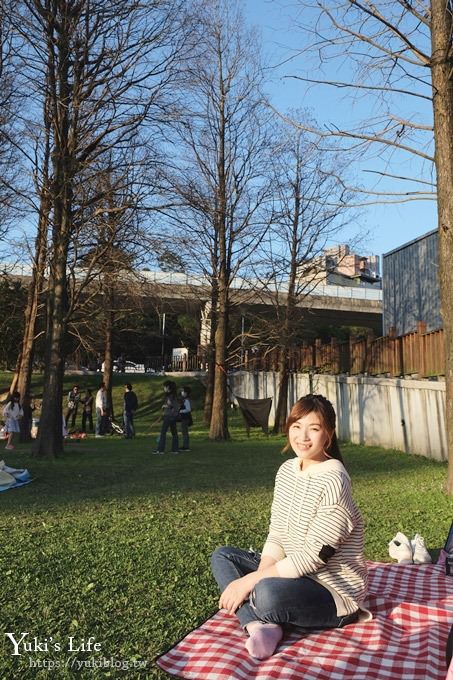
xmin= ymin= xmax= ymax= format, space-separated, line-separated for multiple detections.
xmin=178 ymin=385 xmax=193 ymax=451
xmin=81 ymin=388 xmax=94 ymax=433
xmin=65 ymin=385 xmax=81 ymax=429
xmin=123 ymin=383 xmax=138 ymax=439
xmin=153 ymin=380 xmax=180 ymax=454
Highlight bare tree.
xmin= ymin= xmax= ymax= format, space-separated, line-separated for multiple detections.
xmin=9 ymin=102 xmax=51 ymax=433
xmin=159 ymin=0 xmax=272 ymax=439
xmin=288 ymin=1 xmax=453 ymax=493
xmin=252 ymin=119 xmax=355 ymax=432
xmin=0 ymin=0 xmax=23 ymax=242
xmin=286 ymin=2 xmax=435 ymax=205
xmin=8 ymin=0 xmax=184 ymax=457
xmin=1 ymin=1 xmax=47 ymax=442
xmin=67 ymin=160 xmax=146 ymax=417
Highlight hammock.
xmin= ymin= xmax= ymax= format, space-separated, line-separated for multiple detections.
xmin=235 ymin=396 xmax=272 ymax=436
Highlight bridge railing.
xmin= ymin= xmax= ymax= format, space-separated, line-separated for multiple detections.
xmin=139 ymin=270 xmax=382 ymax=301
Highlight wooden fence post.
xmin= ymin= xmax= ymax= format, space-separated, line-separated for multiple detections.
xmin=417 ymin=321 xmax=427 ymax=376
xmin=365 ymin=331 xmax=374 ymax=374
xmin=315 ymin=339 xmax=322 ymax=371
xmin=330 ymin=337 xmax=339 ymax=373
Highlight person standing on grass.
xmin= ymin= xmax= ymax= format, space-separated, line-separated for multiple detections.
xmin=178 ymin=385 xmax=192 ymax=451
xmin=211 ymin=394 xmax=369 ymax=660
xmin=81 ymin=388 xmax=94 ymax=433
xmin=2 ymin=391 xmax=23 ymax=450
xmin=95 ymin=383 xmax=108 ymax=437
xmin=123 ymin=383 xmax=138 ymax=439
xmin=153 ymin=380 xmax=180 ymax=454
xmin=65 ymin=385 xmax=81 ymax=429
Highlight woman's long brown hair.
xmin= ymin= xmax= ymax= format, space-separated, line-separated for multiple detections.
xmin=283 ymin=394 xmax=344 ymax=464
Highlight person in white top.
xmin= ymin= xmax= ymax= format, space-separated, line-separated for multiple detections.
xmin=95 ymin=383 xmax=108 ymax=437
xmin=211 ymin=394 xmax=369 ymax=660
xmin=2 ymin=391 xmax=24 ymax=450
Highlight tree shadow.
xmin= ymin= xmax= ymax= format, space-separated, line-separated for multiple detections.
xmin=1 ymin=425 xmax=446 ymax=515
xmin=0 ymin=434 xmax=282 ymax=513
xmin=343 ymin=442 xmax=445 ymax=479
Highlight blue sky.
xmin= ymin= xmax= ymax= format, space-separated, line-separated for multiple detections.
xmin=243 ymin=0 xmax=437 ymax=260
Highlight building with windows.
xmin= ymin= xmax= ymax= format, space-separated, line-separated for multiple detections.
xmin=298 ymin=244 xmax=381 ymax=290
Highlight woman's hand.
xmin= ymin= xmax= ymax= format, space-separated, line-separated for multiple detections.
xmin=219 ymin=575 xmax=254 ymax=615
xmin=218 ymin=564 xmax=280 ymax=615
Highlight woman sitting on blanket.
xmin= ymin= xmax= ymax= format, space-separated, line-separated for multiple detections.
xmin=211 ymin=394 xmax=369 ymax=660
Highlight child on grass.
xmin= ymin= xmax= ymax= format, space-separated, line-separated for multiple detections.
xmin=2 ymin=391 xmax=23 ymax=450
xmin=211 ymin=394 xmax=369 ymax=660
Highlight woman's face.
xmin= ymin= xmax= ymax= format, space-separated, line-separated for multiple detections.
xmin=288 ymin=411 xmax=328 ymax=469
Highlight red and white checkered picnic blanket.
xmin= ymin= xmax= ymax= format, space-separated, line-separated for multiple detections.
xmin=156 ymin=562 xmax=453 ymax=679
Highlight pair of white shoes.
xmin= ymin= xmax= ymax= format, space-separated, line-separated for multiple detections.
xmin=388 ymin=532 xmax=432 ymax=564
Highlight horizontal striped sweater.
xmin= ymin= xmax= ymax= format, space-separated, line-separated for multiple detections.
xmin=261 ymin=457 xmax=369 ymax=618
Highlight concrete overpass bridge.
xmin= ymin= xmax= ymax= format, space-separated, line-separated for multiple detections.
xmin=8 ymin=264 xmax=383 ymax=341
xmin=138 ymin=271 xmax=383 ymax=338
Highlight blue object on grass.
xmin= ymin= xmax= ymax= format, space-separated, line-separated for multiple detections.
xmin=0 ymin=466 xmax=33 ymax=492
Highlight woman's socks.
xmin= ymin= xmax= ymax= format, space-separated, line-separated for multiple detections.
xmin=245 ymin=621 xmax=283 ymax=659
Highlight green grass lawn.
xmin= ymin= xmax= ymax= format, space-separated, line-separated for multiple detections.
xmin=1 ymin=372 xmax=452 ymax=678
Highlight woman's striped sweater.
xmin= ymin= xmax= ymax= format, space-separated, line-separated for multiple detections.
xmin=261 ymin=457 xmax=369 ymax=618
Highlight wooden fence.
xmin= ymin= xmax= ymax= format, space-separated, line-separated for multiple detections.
xmin=148 ymin=322 xmax=444 ymax=377
xmin=239 ymin=322 xmax=445 ymax=378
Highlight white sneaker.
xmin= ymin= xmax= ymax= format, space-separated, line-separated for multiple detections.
xmin=411 ymin=534 xmax=432 ymax=564
xmin=388 ymin=532 xmax=413 ymax=564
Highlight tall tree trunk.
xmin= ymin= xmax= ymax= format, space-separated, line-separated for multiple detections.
xmin=9 ymin=353 xmax=21 ymax=396
xmin=431 ymin=0 xmax=453 ymax=494
xmin=208 ymin=66 xmax=230 ymax=441
xmin=273 ymin=165 xmax=301 ymax=433
xmin=32 ymin=230 xmax=70 ymax=458
xmin=203 ymin=285 xmax=218 ymax=425
xmin=32 ymin=34 xmax=72 ymax=458
xmin=103 ymin=287 xmax=115 ymax=419
xmin=273 ymin=349 xmax=289 ymax=434
xmin=10 ymin=107 xmax=51 ymax=406
xmin=209 ymin=283 xmax=229 ymax=440
xmin=13 ymin=191 xmax=49 ymax=441
xmin=203 ymin=345 xmax=216 ymax=425
xmin=272 ymin=309 xmax=294 ymax=434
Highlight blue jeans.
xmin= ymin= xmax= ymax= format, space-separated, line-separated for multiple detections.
xmin=123 ymin=410 xmax=135 ymax=438
xmin=81 ymin=410 xmax=93 ymax=432
xmin=157 ymin=416 xmax=179 ymax=452
xmin=211 ymin=546 xmax=358 ymax=630
xmin=95 ymin=407 xmax=103 ymax=435
xmin=95 ymin=408 xmax=108 ymax=435
xmin=180 ymin=418 xmax=190 ymax=448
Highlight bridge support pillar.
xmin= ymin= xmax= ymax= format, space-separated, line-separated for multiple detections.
xmin=200 ymin=301 xmax=211 ymax=347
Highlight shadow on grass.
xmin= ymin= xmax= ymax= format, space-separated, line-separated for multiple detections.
xmin=343 ymin=442 xmax=446 ymax=478
xmin=0 ymin=430 xmax=447 ymax=517
xmin=0 ymin=432 xmax=283 ymax=514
